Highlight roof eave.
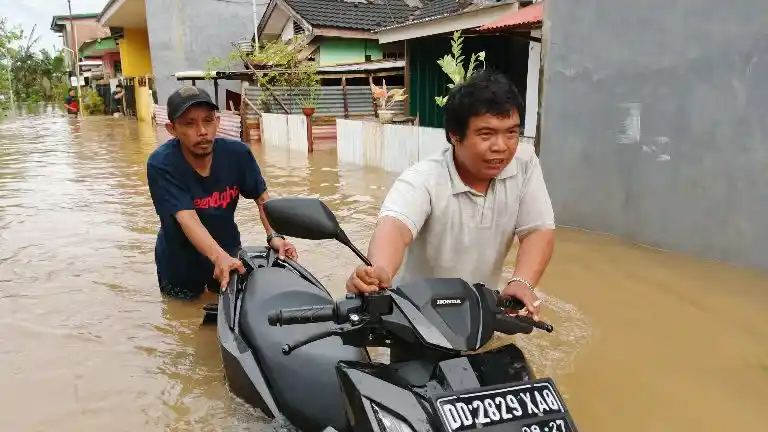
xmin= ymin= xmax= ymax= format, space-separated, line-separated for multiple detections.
xmin=376 ymin=2 xmax=519 ymax=43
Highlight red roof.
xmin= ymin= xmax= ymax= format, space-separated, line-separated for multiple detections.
xmin=478 ymin=1 xmax=544 ymax=31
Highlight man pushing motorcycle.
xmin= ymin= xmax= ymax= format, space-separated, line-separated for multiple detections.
xmin=147 ymin=85 xmax=297 ymax=300
xmin=346 ymin=69 xmax=555 ymax=320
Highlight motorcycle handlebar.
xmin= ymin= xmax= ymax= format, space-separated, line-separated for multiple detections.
xmin=267 ymin=305 xmax=336 ymax=326
xmin=493 ymin=290 xmax=554 ymax=333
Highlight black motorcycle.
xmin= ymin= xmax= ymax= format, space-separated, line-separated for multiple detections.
xmin=211 ymin=197 xmax=578 ymax=432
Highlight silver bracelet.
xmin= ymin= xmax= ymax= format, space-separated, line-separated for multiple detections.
xmin=508 ymin=276 xmax=535 ymax=291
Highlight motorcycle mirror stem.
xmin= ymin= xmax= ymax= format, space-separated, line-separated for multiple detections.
xmin=334 ymin=229 xmax=373 ymax=267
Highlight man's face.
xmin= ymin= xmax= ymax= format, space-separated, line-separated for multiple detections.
xmin=451 ymin=111 xmax=521 ymax=180
xmin=166 ymin=104 xmax=219 ymax=157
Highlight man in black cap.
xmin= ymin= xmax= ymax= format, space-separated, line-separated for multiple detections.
xmin=146 ymin=85 xmax=297 ymax=300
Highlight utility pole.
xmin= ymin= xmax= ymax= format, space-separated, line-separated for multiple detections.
xmin=252 ymin=0 xmax=261 ymax=53
xmin=68 ymin=0 xmax=83 ymax=116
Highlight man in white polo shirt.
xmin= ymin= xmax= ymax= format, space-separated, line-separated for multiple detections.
xmin=345 ymin=69 xmax=555 ymax=319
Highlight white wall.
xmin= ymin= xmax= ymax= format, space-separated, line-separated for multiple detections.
xmin=524 ymin=29 xmax=542 ymax=138
xmin=260 ymin=113 xmax=309 ymax=154
xmin=337 ymin=119 xmax=537 ymax=173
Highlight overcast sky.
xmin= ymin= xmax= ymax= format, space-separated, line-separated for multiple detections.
xmin=2 ymin=0 xmax=108 ymax=52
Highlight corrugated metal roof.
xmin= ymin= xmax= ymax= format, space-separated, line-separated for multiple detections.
xmin=477 ymin=0 xmax=543 ymax=31
xmin=317 ymin=59 xmax=405 ymax=72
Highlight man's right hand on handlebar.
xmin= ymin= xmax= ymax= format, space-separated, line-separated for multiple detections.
xmin=345 ymin=264 xmax=392 ymax=293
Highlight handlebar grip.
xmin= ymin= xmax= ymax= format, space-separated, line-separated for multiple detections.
xmin=494 ymin=314 xmax=534 ymax=335
xmin=494 ymin=291 xmax=527 ymax=311
xmin=267 ymin=305 xmax=335 ymax=326
xmin=515 ymin=315 xmax=554 ymax=333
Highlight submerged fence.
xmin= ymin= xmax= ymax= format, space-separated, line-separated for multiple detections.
xmin=243 ymin=85 xmax=406 ymax=118
xmin=153 ymin=105 xmax=242 ymax=141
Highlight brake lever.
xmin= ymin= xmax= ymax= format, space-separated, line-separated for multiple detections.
xmin=281 ymin=321 xmax=366 ymax=355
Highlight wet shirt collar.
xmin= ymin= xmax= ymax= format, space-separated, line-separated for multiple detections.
xmin=444 ymin=145 xmax=519 ymax=195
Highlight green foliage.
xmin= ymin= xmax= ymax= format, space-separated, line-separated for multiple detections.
xmin=207 ymin=37 xmax=321 ymax=111
xmin=434 ymin=31 xmax=486 ymax=107
xmin=0 ymin=17 xmax=68 ymax=109
xmin=52 ymin=81 xmax=70 ymax=103
xmin=293 ymin=60 xmax=320 ymax=108
xmin=82 ymin=87 xmax=104 ymax=115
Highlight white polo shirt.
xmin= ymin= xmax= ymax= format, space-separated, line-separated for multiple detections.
xmin=379 ymin=143 xmax=555 ymax=290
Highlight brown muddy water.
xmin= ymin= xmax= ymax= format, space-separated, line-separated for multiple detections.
xmin=1 ymin=109 xmax=766 ymax=431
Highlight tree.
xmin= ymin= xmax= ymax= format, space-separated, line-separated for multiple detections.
xmin=0 ymin=17 xmax=22 ymax=110
xmin=0 ymin=17 xmax=69 ymax=109
xmin=206 ymin=36 xmax=320 ymax=113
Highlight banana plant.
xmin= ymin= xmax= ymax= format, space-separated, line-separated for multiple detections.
xmin=435 ymin=31 xmax=486 ymax=107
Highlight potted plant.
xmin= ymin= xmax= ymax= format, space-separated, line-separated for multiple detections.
xmin=295 ymin=60 xmax=320 ymax=116
xmin=370 ymin=79 xmax=407 ymax=124
xmin=297 ymin=86 xmax=319 ymax=116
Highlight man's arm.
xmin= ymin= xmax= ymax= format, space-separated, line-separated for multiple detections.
xmin=512 ymin=153 xmax=557 ymax=286
xmin=176 ymin=210 xmax=230 ymax=263
xmin=254 ymin=190 xmax=275 ymax=235
xmin=238 ymin=144 xmax=275 ymax=235
xmin=366 ymin=216 xmax=413 ymax=281
xmin=512 ymin=229 xmax=555 ymax=286
xmin=367 ymin=165 xmax=433 ymax=280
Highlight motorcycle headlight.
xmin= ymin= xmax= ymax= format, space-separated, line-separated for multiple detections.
xmin=371 ymin=403 xmax=415 ymax=432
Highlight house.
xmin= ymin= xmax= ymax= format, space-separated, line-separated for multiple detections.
xmin=476 ymin=1 xmax=544 ymax=142
xmin=97 ymin=0 xmax=155 ymax=123
xmin=96 ymin=0 xmax=269 ymax=124
xmin=50 ymin=13 xmax=111 ymax=76
xmin=78 ymin=34 xmax=123 ymax=83
xmin=143 ymin=0 xmax=258 ymax=114
xmin=375 ymin=0 xmax=543 ymax=140
xmin=256 ymin=0 xmax=417 ymax=66
xmin=333 ymin=1 xmax=546 ymax=173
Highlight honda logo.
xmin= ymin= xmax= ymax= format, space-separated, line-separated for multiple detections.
xmin=433 ymin=298 xmax=464 ymax=306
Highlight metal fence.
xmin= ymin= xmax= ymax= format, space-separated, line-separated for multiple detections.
xmin=243 ymin=85 xmax=406 ymax=118
xmin=336 ymin=120 xmax=537 ymax=174
xmin=153 ymin=105 xmax=242 ymax=141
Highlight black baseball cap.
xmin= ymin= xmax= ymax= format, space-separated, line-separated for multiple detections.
xmin=166 ymin=85 xmax=219 ymax=121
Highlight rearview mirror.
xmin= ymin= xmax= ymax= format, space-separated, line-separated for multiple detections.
xmin=263 ymin=197 xmax=341 ymax=240
xmin=262 ymin=197 xmax=373 ymax=266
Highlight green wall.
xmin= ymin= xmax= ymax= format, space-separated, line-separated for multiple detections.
xmin=318 ymin=38 xmax=382 ymax=65
xmin=408 ymin=34 xmax=531 ymax=128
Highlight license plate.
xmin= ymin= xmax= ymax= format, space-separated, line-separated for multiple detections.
xmin=434 ymin=379 xmax=574 ymax=432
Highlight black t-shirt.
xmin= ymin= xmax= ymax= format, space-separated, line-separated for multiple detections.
xmin=146 ymin=137 xmax=267 ymax=286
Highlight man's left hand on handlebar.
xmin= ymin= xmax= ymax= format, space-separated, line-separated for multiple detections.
xmin=501 ymin=280 xmax=541 ymax=321
xmin=269 ymin=237 xmax=298 ymax=261
xmin=346 ymin=264 xmax=392 ymax=294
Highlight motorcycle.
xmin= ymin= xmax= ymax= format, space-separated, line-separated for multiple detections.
xmin=211 ymin=197 xmax=579 ymax=432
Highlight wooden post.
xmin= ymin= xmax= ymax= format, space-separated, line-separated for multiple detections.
xmin=213 ymin=79 xmax=220 ymax=108
xmin=368 ymin=74 xmax=378 ymax=118
xmin=534 ymin=29 xmax=545 ymax=157
xmin=341 ymin=76 xmax=350 ymax=119
xmin=403 ymin=40 xmax=410 ymax=116
xmin=303 ymin=108 xmax=315 ymax=153
xmin=241 ymin=81 xmax=250 ymax=144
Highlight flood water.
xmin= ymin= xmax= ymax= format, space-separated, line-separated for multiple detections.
xmin=1 ymin=109 xmax=766 ymax=431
